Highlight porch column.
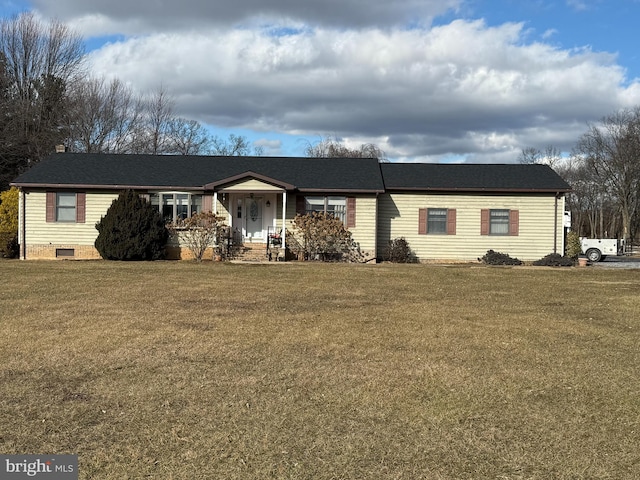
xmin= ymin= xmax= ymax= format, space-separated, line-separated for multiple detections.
xmin=281 ymin=191 xmax=287 ymax=252
xmin=213 ymin=192 xmax=218 ymax=214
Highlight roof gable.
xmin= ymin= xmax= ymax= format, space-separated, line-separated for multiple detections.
xmin=209 ymin=172 xmax=291 ymax=191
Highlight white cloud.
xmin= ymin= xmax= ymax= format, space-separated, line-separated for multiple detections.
xmin=253 ymin=138 xmax=282 ymax=156
xmin=82 ymin=18 xmax=640 ymax=161
xmin=22 ymin=0 xmax=640 ymax=161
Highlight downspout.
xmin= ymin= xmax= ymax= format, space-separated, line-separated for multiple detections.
xmin=553 ymin=193 xmax=559 ymax=255
xmin=20 ymin=189 xmax=26 ymax=260
xmin=374 ymin=191 xmax=379 ymax=262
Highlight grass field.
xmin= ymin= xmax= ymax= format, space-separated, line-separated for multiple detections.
xmin=1 ymin=260 xmax=639 ymax=479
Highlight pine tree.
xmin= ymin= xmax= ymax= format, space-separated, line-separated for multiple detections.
xmin=95 ymin=190 xmax=168 ymax=260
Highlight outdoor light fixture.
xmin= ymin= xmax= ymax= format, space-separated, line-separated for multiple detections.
xmin=266 ymin=200 xmax=271 ymax=207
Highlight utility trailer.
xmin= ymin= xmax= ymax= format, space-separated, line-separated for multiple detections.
xmin=580 ymin=238 xmax=631 ymax=262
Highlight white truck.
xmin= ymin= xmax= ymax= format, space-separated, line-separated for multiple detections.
xmin=580 ymin=238 xmax=630 ymax=262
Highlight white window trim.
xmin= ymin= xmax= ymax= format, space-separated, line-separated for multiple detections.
xmin=489 ymin=209 xmax=510 ymax=236
xmin=56 ymin=192 xmax=77 ymax=222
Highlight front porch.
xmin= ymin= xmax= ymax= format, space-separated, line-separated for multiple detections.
xmin=217 ymin=225 xmax=286 ymax=262
xmin=207 ymin=173 xmax=295 ymax=261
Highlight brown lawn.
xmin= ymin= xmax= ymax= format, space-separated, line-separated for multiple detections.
xmin=1 ymin=260 xmax=639 ymax=479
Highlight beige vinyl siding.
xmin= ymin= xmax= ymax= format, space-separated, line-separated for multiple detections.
xmin=25 ymin=190 xmax=119 ymax=245
xmin=282 ymin=194 xmax=378 ymax=257
xmin=378 ymin=192 xmax=564 ymax=261
xmin=215 ymin=196 xmax=231 ymax=219
xmin=222 ymin=179 xmax=284 ymax=191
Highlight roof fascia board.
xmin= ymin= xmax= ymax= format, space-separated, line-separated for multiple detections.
xmin=383 ymin=187 xmax=571 ymax=193
xmin=11 ymin=183 xmax=204 ymax=191
xmin=298 ymin=188 xmax=385 ymax=194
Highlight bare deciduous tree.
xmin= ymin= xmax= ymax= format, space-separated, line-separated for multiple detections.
xmin=166 ymin=118 xmax=211 ymax=155
xmin=518 ymin=145 xmax=562 ymax=167
xmin=574 ymin=107 xmax=640 ymax=240
xmin=305 ymin=135 xmax=387 ymax=162
xmin=210 ymin=133 xmax=263 ymax=156
xmin=0 ymin=12 xmax=84 ymax=188
xmin=133 ymin=85 xmax=175 ymax=154
xmin=66 ymin=77 xmax=143 ymax=153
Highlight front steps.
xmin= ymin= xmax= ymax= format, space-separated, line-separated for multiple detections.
xmin=232 ymin=242 xmax=270 ymax=262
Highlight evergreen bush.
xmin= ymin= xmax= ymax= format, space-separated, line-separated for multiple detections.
xmin=0 ymin=187 xmax=19 ymax=258
xmin=95 ymin=190 xmax=168 ymax=260
xmin=532 ymin=253 xmax=574 ymax=267
xmin=0 ymin=232 xmax=19 ymax=258
xmin=479 ymin=249 xmax=523 ymax=265
xmin=565 ymin=230 xmax=582 ymax=259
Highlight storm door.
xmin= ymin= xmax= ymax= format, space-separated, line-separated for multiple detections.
xmin=244 ymin=196 xmax=263 ymax=241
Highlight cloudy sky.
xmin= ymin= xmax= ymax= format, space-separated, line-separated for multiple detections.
xmin=2 ymin=0 xmax=640 ymax=162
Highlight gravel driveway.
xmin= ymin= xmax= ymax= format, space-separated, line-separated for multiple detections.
xmin=591 ymin=255 xmax=640 ymax=269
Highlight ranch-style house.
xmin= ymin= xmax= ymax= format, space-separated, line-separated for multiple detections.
xmin=11 ymin=153 xmax=571 ymax=262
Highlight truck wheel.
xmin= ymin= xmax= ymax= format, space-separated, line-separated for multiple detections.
xmin=586 ymin=248 xmax=602 ymax=262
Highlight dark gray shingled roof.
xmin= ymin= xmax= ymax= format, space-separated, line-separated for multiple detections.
xmin=11 ymin=153 xmax=385 ymax=193
xmin=11 ymin=154 xmax=571 ymax=193
xmin=380 ymin=163 xmax=571 ymax=192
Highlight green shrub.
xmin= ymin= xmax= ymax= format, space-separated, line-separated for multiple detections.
xmin=533 ymin=253 xmax=574 ymax=267
xmin=0 ymin=187 xmax=19 ymax=259
xmin=0 ymin=187 xmax=19 ymax=234
xmin=384 ymin=237 xmax=414 ymax=263
xmin=95 ymin=190 xmax=168 ymax=260
xmin=479 ymin=249 xmax=523 ymax=266
xmin=0 ymin=232 xmax=19 ymax=258
xmin=565 ymin=230 xmax=582 ymax=259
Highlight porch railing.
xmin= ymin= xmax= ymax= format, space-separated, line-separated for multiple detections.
xmin=266 ymin=225 xmax=282 ymax=261
xmin=218 ymin=226 xmax=243 ymax=259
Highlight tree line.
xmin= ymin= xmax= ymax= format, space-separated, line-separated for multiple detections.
xmin=521 ymin=107 xmax=640 ymax=243
xmin=0 ymin=13 xmax=389 ymax=192
xmin=0 ymin=13 xmax=266 ymax=190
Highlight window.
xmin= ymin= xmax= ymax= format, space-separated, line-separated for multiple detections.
xmin=56 ymin=193 xmax=76 ymax=222
xmin=150 ymin=192 xmax=202 ymax=223
xmin=481 ymin=209 xmax=519 ymax=236
xmin=427 ymin=208 xmax=447 ymax=234
xmin=418 ymin=208 xmax=456 ymax=235
xmin=297 ymin=195 xmax=356 ymax=227
xmin=304 ymin=196 xmax=347 ymax=223
xmin=490 ymin=209 xmax=509 ymax=235
xmin=46 ymin=192 xmax=85 ymax=223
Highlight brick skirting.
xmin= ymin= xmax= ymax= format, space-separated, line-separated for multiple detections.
xmin=25 ymin=244 xmax=102 ymax=260
xmin=25 ymin=244 xmax=215 ymax=260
